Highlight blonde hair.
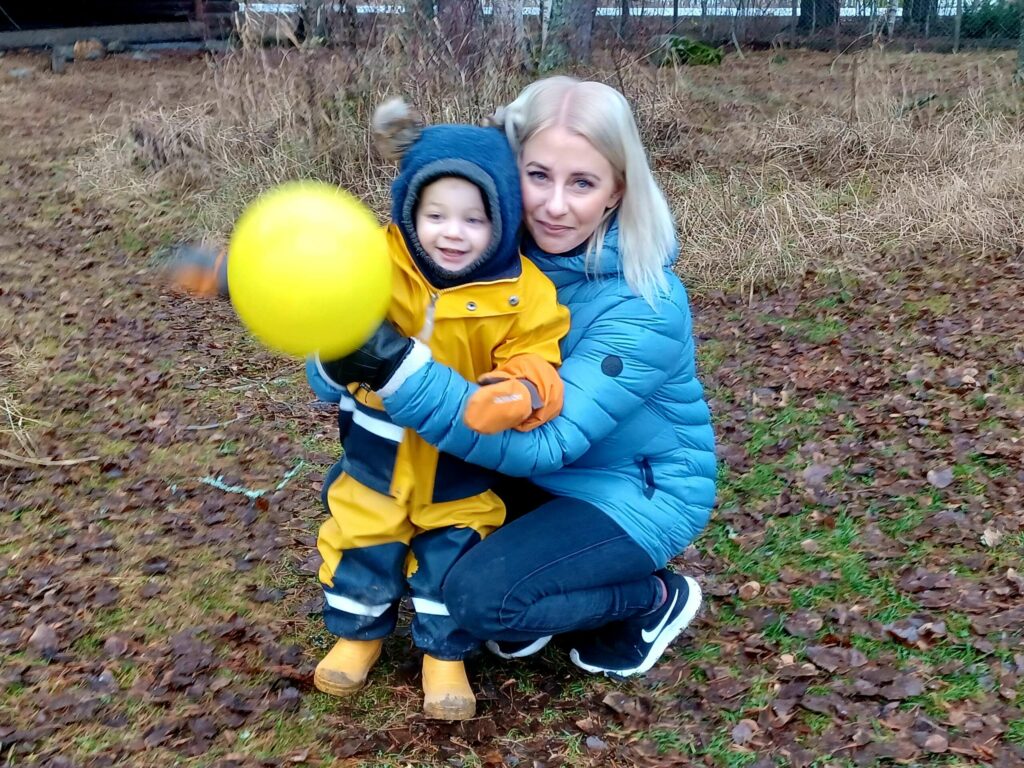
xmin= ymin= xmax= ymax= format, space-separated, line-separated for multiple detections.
xmin=498 ymin=76 xmax=674 ymax=306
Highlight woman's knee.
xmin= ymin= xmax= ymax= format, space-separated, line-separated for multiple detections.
xmin=442 ymin=556 xmax=506 ymax=637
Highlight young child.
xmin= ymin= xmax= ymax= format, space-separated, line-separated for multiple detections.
xmin=307 ymin=99 xmax=569 ymax=720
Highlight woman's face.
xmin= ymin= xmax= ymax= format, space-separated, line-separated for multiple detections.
xmin=519 ymin=126 xmax=622 ymax=255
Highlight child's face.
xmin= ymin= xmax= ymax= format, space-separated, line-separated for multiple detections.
xmin=415 ymin=177 xmax=492 ymax=274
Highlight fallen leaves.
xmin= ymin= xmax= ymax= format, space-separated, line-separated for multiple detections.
xmin=5 ymin=59 xmax=1024 ymax=768
xmin=27 ymin=623 xmax=59 ymax=658
xmin=926 ymin=466 xmax=954 ymax=489
xmin=783 ymin=610 xmax=824 ymax=638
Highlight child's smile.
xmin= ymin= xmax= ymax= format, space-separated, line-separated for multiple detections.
xmin=415 ymin=177 xmax=492 ymax=274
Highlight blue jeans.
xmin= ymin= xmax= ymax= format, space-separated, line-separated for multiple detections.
xmin=442 ymin=490 xmax=662 ymax=642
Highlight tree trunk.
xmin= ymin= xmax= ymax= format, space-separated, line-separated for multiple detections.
xmin=415 ymin=0 xmax=436 ymax=21
xmin=542 ymin=0 xmax=598 ymax=69
xmin=952 ymin=0 xmax=962 ymax=52
xmin=619 ymin=0 xmax=630 ymax=38
xmin=437 ymin=0 xmax=483 ymax=66
xmin=1017 ymin=0 xmax=1024 ymax=81
xmin=797 ymin=0 xmax=838 ymax=32
xmin=492 ymin=0 xmax=527 ymax=64
xmin=902 ymin=0 xmax=937 ymax=32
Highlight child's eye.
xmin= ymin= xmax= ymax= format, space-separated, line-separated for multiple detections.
xmin=426 ymin=213 xmax=443 ymax=221
xmin=466 ymin=217 xmax=486 ymax=226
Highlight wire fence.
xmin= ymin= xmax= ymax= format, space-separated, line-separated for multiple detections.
xmin=241 ymin=0 xmax=1022 ymax=47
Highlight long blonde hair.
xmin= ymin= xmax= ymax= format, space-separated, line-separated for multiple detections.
xmin=498 ymin=76 xmax=674 ymax=306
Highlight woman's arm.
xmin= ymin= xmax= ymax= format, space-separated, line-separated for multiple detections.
xmin=381 ymin=295 xmax=693 ymax=476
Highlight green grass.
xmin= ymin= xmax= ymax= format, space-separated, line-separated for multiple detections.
xmin=759 ymin=314 xmax=847 ymax=344
xmin=904 ymin=294 xmax=952 ymax=317
xmin=698 ymin=338 xmax=730 ymax=373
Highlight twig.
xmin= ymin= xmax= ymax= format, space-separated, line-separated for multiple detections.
xmin=0 ymin=448 xmax=100 ymax=468
xmin=183 ymin=414 xmax=250 ymax=431
xmin=200 ymin=459 xmax=306 ymax=499
xmin=731 ymin=27 xmax=745 ymax=60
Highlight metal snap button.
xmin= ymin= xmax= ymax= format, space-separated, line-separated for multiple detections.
xmin=508 ymin=295 xmax=520 ymax=306
xmin=466 ymin=301 xmax=477 ymax=311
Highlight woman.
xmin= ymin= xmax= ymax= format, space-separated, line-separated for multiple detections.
xmin=319 ymin=76 xmax=716 ymax=678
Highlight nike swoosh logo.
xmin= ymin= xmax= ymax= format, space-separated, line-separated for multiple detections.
xmin=641 ymin=589 xmax=679 ymax=643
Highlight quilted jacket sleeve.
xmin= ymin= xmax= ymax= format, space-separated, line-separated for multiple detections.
xmin=382 ymin=294 xmax=692 ymax=476
xmin=305 ymin=356 xmax=348 ymax=403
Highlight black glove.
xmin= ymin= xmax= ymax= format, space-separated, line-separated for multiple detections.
xmin=319 ymin=320 xmax=413 ymax=391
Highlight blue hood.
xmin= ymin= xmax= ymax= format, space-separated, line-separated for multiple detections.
xmin=391 ymin=124 xmax=523 ymax=289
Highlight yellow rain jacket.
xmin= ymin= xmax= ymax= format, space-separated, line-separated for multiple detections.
xmin=346 ymin=225 xmax=569 ymax=508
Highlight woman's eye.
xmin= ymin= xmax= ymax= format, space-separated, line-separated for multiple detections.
xmin=528 ymin=171 xmax=548 ymax=182
xmin=573 ymin=178 xmax=594 ymax=190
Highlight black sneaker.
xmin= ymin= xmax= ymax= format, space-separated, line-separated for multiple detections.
xmin=485 ymin=635 xmax=552 ymax=660
xmin=568 ymin=572 xmax=701 ymax=677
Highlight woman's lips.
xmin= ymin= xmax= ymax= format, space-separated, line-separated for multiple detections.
xmin=536 ymin=220 xmax=572 ymax=236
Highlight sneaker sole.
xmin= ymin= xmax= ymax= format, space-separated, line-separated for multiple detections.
xmin=568 ymin=576 xmax=702 ymax=678
xmin=485 ymin=635 xmax=552 ymax=660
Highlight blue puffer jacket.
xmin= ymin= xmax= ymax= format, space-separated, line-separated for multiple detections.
xmin=381 ymin=221 xmax=716 ymax=567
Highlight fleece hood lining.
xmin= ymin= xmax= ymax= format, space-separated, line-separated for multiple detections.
xmin=399 ymin=158 xmax=504 ymax=286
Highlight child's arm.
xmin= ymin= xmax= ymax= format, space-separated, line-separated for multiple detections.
xmin=305 ymin=356 xmax=350 ymax=403
xmin=464 ymin=353 xmax=563 ymax=434
xmin=462 ymin=259 xmax=569 ymax=435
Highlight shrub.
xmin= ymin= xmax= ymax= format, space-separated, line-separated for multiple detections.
xmin=961 ymin=0 xmax=1020 ymax=39
xmin=661 ymin=36 xmax=724 ymax=66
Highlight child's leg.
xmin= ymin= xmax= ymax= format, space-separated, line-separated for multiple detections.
xmin=406 ymin=490 xmax=506 ymax=658
xmin=315 ymin=473 xmax=413 ymax=695
xmin=407 ymin=490 xmax=506 ymax=719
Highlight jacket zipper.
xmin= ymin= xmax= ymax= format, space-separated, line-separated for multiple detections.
xmin=639 ymin=457 xmax=655 ymax=499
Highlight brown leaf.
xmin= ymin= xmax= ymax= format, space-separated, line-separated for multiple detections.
xmin=926 ymin=467 xmax=953 ymax=489
xmin=784 ymin=610 xmax=824 ymax=638
xmin=880 ymin=674 xmax=924 ymax=700
xmin=981 ymin=527 xmax=1004 ymax=548
xmin=738 ymin=581 xmax=762 ymax=600
xmin=28 ymin=623 xmax=58 ymax=657
xmin=103 ymin=634 xmax=129 ymax=658
xmin=731 ymin=718 xmax=758 ymax=745
xmin=141 ymin=556 xmax=170 ymax=574
xmin=705 ymin=676 xmax=752 ymax=706
xmin=805 ymin=645 xmax=845 ymax=672
xmin=802 ymin=462 xmax=832 ymax=488
xmin=922 ymin=733 xmax=949 ymax=753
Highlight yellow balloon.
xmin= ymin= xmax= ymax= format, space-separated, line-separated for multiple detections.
xmin=228 ymin=181 xmax=391 ymax=359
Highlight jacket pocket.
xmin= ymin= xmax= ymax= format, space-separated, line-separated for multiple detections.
xmin=637 ymin=457 xmax=656 ymax=499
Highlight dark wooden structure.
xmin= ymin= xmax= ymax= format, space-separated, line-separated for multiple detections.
xmin=0 ymin=1 xmax=236 ymax=31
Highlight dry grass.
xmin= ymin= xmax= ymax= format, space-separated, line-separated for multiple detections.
xmin=78 ymin=43 xmax=1024 ymax=293
xmin=670 ymin=95 xmax=1024 ymax=290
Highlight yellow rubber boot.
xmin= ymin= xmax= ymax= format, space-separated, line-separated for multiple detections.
xmin=314 ymin=638 xmax=383 ymax=697
xmin=422 ymin=656 xmax=476 ymax=720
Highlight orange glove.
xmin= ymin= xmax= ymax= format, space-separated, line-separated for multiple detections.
xmin=463 ymin=354 xmax=564 ymax=434
xmin=166 ymin=245 xmax=229 ymax=298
